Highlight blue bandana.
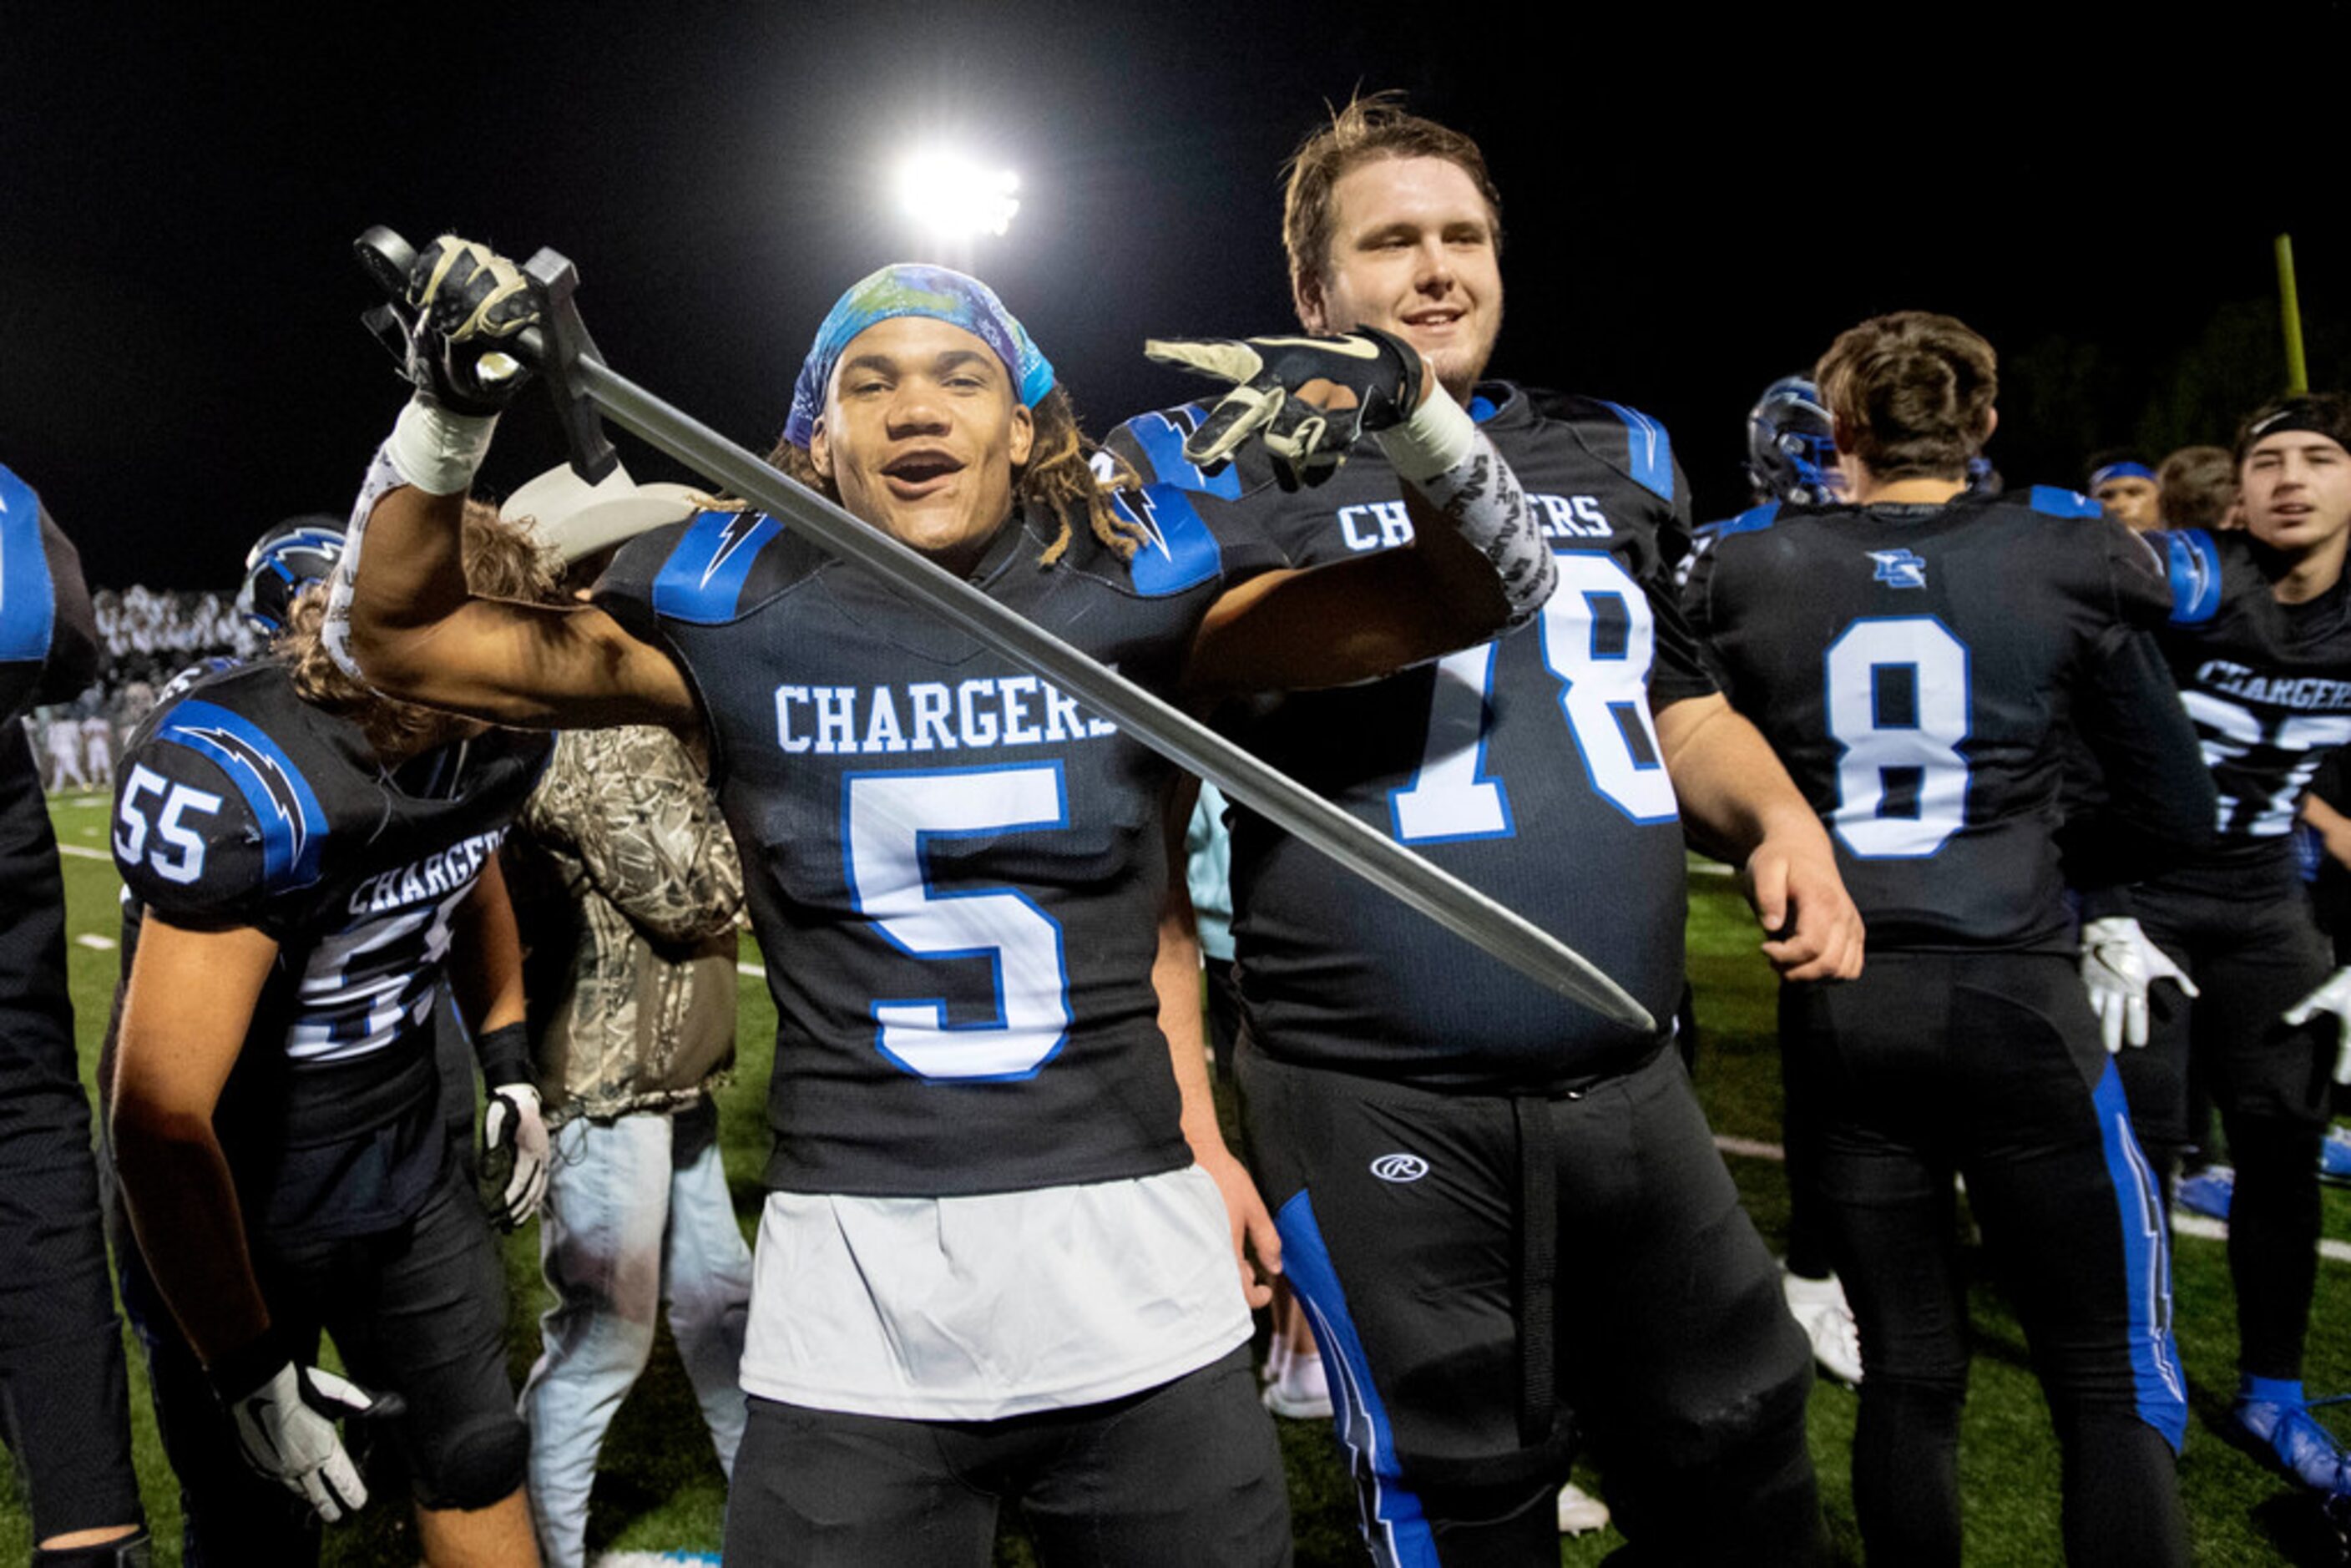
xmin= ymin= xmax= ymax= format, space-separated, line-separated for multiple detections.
xmin=782 ymin=264 xmax=1056 ymax=448
xmin=2088 ymin=459 xmax=2156 ymax=490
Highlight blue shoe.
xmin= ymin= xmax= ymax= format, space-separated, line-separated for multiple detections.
xmin=2321 ymin=1127 xmax=2351 ymax=1186
xmin=2176 ymin=1166 xmax=2235 ymax=1221
xmin=2237 ymin=1396 xmax=2351 ymax=1498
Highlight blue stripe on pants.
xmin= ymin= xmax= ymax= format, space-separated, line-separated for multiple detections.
xmin=1275 ymin=1188 xmax=1441 ymax=1568
xmin=2091 ymin=1060 xmax=2188 ymax=1451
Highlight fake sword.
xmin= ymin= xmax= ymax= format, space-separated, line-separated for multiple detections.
xmin=355 ymin=226 xmax=1655 ymax=1032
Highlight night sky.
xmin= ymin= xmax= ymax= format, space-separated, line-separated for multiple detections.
xmin=5 ymin=5 xmax=2343 ymax=587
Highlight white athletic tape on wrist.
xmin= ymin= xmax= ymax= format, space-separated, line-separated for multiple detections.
xmin=320 ymin=397 xmax=490 ymax=687
xmin=383 ymin=397 xmax=498 ymax=496
xmin=1399 ymin=427 xmax=1556 ymax=626
xmin=1373 ymin=384 xmax=1479 ymax=483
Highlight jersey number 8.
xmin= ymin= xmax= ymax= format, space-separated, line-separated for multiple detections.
xmin=1389 ymin=552 xmax=1678 ymax=842
xmin=1824 ymin=616 xmax=1971 ymax=858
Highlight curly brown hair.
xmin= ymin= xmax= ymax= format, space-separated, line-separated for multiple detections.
xmin=763 ymin=384 xmax=1144 ymax=568
xmin=281 ymin=501 xmax=562 ymax=760
xmin=1816 ymin=312 xmax=1998 ymax=483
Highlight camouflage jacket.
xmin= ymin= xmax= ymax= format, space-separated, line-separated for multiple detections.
xmin=507 ymin=725 xmax=744 ymax=1124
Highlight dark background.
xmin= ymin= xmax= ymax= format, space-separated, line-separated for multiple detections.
xmin=5 ymin=3 xmax=2344 ymax=585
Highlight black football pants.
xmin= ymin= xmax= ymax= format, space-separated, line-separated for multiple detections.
xmin=723 ymin=1344 xmax=1290 ymax=1566
xmin=0 ymin=726 xmax=143 ymax=1543
xmin=1240 ymin=1040 xmax=1824 ymax=1568
xmin=1784 ymin=951 xmax=2187 ymax=1568
xmin=2126 ymin=880 xmax=2333 ymax=1383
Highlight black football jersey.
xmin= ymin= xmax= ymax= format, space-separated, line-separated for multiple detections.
xmin=1686 ymin=488 xmax=2212 ymax=952
xmin=594 ymin=498 xmax=1284 ymax=1198
xmin=109 ymin=661 xmax=549 ymax=1239
xmin=2149 ymin=528 xmax=2351 ymax=896
xmin=1108 ymin=385 xmax=1711 ymax=1087
xmin=0 ymin=464 xmax=100 ymax=722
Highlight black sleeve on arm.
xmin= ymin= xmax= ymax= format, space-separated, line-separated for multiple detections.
xmin=2057 ymin=622 xmax=2218 ymax=910
xmin=33 ymin=504 xmax=97 ymax=709
xmin=1676 ymin=524 xmax=1736 ymax=696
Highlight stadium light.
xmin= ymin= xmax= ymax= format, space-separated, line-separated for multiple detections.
xmin=894 ymin=149 xmax=1021 ymax=242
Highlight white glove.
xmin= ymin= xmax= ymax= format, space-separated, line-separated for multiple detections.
xmin=2080 ymin=916 xmax=2199 ymax=1054
xmin=480 ymin=1082 xmax=551 ymax=1230
xmin=2281 ymin=965 xmax=2351 ymax=1084
xmin=226 ymin=1361 xmax=398 ymax=1524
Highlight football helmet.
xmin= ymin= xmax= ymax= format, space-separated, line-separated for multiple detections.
xmin=238 ymin=517 xmax=346 ymax=637
xmin=1745 ymin=377 xmax=1843 ymax=504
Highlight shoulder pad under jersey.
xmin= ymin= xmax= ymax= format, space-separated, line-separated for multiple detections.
xmin=1591 ymin=401 xmax=1676 ymax=503
xmin=1103 ymin=483 xmax=1226 ymax=597
xmin=2027 ymin=485 xmax=2106 ymax=520
xmin=1107 ymin=404 xmax=1246 ymax=500
xmin=1714 ymin=501 xmax=1782 ymax=539
xmin=115 ymin=695 xmax=329 ymax=924
xmin=2162 ymin=529 xmax=2224 ymax=625
xmin=0 ymin=466 xmax=57 ymax=667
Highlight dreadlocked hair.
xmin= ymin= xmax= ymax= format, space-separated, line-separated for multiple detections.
xmin=282 ymin=500 xmax=563 ymax=761
xmin=763 ymin=386 xmax=1145 ymax=567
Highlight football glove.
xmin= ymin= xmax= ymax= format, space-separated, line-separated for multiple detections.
xmin=222 ymin=1360 xmax=401 ymax=1525
xmin=479 ymin=1081 xmax=551 ymax=1231
xmin=2080 ymin=916 xmax=2198 ymax=1054
xmin=2281 ymin=966 xmax=2351 ymax=1084
xmin=363 ymin=235 xmax=538 ymax=415
xmin=1145 ymin=328 xmax=1423 ymax=491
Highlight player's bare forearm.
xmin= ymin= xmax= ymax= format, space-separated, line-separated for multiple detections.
xmin=112 ymin=1114 xmax=271 ymax=1364
xmin=1657 ymin=693 xmax=1865 ymax=980
xmin=450 ymin=855 xmax=528 ymax=1035
xmin=1154 ymin=783 xmax=1226 ymax=1159
xmin=1154 ymin=782 xmax=1280 ymax=1299
xmin=2307 ymin=793 xmax=2351 ymax=870
xmin=109 ymin=918 xmax=281 ymax=1363
xmin=346 ymin=485 xmax=700 ymax=733
xmin=1184 ymin=518 xmax=1511 ymax=696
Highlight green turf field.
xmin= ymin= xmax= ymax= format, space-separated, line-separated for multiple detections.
xmin=7 ymin=797 xmax=2349 ymax=1563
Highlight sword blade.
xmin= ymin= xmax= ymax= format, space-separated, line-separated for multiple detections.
xmin=569 ymin=355 xmax=1652 ymax=1032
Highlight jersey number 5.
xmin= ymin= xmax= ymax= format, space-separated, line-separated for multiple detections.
xmin=1390 ymin=551 xmax=1677 ymax=842
xmin=114 ymin=763 xmax=220 ymax=884
xmin=844 ymin=762 xmax=1074 ymax=1080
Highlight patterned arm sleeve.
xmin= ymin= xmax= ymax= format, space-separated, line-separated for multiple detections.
xmin=539 ymin=726 xmax=743 ymax=946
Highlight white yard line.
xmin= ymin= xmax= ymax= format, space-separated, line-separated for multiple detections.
xmin=57 ymin=842 xmax=110 ymax=862
xmin=73 ymin=933 xmax=115 ymax=950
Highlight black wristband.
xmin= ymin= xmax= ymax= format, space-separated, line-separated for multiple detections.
xmin=206 ymin=1322 xmax=292 ymax=1404
xmin=474 ymin=1021 xmax=533 ymax=1090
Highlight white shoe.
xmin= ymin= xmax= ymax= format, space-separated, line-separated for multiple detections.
xmin=1556 ymin=1481 xmax=1610 ymax=1535
xmin=1261 ymin=1339 xmax=1334 ymax=1420
xmin=1782 ymin=1267 xmax=1864 ymax=1386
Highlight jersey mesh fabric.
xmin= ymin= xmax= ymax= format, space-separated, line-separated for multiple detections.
xmin=107 ymin=661 xmax=547 ymax=1240
xmin=1109 ymin=384 xmax=1705 ymax=1087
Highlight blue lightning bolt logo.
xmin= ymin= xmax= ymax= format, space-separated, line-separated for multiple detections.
xmin=156 ymin=700 xmax=325 ymax=889
xmin=700 ymin=512 xmax=771 ymax=591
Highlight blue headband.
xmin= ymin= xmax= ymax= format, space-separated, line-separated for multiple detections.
xmin=783 ymin=264 xmax=1056 ymax=448
xmin=2089 ymin=460 xmax=2156 ymax=489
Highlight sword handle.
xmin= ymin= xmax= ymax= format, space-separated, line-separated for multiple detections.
xmin=350 ymin=226 xmax=620 ymax=486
